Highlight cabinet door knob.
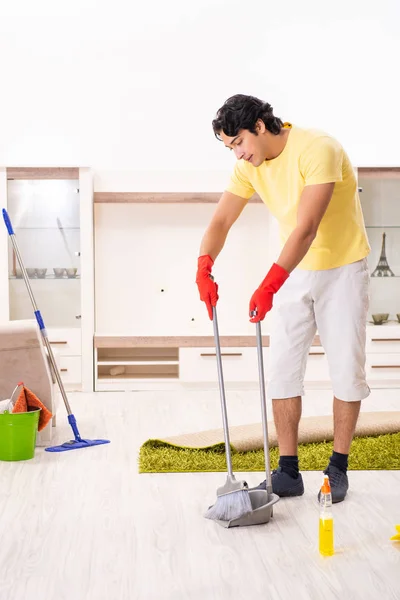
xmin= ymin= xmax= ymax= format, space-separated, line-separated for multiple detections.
xmin=75 ymin=315 xmax=82 ymax=320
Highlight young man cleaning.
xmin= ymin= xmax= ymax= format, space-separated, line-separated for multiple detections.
xmin=196 ymin=94 xmax=371 ymax=503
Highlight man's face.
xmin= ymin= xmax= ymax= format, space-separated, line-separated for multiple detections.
xmin=219 ymin=124 xmax=265 ymax=167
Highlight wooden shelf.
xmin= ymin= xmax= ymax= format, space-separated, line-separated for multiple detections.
xmin=98 ymin=373 xmax=179 ymax=380
xmin=98 ymin=360 xmax=179 ymax=366
xmin=97 ymin=346 xmax=179 ymax=359
xmin=358 ymin=167 xmax=400 ymax=179
xmin=95 ymin=334 xmax=322 ymax=348
xmin=94 ymin=192 xmax=262 ymax=204
xmin=94 ymin=335 xmax=274 ymax=348
xmin=6 ymin=167 xmax=79 ymax=180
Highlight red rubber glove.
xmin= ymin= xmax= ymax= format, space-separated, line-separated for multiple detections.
xmin=249 ymin=263 xmax=289 ymax=322
xmin=196 ymin=255 xmax=219 ymax=320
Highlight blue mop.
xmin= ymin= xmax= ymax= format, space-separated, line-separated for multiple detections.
xmin=2 ymin=208 xmax=110 ymax=452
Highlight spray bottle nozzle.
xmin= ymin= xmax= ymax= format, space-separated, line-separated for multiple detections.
xmin=321 ymin=475 xmax=331 ymax=494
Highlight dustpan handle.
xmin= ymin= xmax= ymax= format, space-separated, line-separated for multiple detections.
xmin=253 ymin=314 xmax=272 ymax=494
xmin=212 ymin=305 xmax=234 ymax=478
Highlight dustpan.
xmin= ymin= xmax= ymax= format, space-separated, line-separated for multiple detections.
xmin=214 ymin=315 xmax=279 ymax=528
xmin=215 ymin=489 xmax=279 ymax=528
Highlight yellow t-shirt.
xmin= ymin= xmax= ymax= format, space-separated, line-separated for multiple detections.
xmin=225 ymin=123 xmax=370 ymax=270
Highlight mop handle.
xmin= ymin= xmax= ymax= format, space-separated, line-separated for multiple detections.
xmin=3 ymin=209 xmax=14 ymax=235
xmin=212 ymin=305 xmax=234 ymax=478
xmin=252 ymin=313 xmax=272 ymax=495
xmin=2 ymin=209 xmax=74 ymax=418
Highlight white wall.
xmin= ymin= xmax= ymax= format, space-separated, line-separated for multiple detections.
xmin=0 ymin=0 xmax=399 ymax=180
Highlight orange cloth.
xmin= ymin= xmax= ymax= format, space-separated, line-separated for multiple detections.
xmin=12 ymin=386 xmax=52 ymax=431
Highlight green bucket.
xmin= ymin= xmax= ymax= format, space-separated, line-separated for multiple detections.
xmin=0 ymin=409 xmax=41 ymax=461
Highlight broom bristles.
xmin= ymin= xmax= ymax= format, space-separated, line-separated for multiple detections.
xmin=204 ymin=489 xmax=252 ymax=522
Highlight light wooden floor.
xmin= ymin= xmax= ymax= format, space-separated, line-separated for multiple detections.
xmin=0 ymin=387 xmax=399 ymax=600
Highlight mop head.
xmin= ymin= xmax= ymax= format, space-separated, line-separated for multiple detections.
xmin=205 ymin=489 xmax=253 ymax=521
xmin=45 ymin=438 xmax=110 ymax=452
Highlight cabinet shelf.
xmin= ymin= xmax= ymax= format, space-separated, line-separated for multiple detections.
xmin=97 ymin=373 xmax=179 ymax=380
xmin=9 ymin=275 xmax=80 ymax=280
xmin=98 ymin=364 xmax=179 ymax=379
xmin=94 ymin=192 xmax=263 ymax=204
xmin=13 ymin=227 xmax=80 ymax=231
xmin=97 ymin=360 xmax=179 ymax=366
xmin=96 ymin=346 xmax=180 ymax=381
xmin=369 ymin=320 xmax=400 ymax=326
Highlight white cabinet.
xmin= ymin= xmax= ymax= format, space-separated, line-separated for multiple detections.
xmin=91 ymin=169 xmax=400 ymax=392
xmin=0 ymin=167 xmax=94 ymax=391
xmin=365 ymin=325 xmax=400 ymax=386
xmin=95 ymin=328 xmax=400 ymax=391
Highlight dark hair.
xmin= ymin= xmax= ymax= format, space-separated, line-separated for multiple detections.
xmin=212 ymin=94 xmax=283 ymax=140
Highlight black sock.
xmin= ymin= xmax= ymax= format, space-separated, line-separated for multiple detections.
xmin=279 ymin=455 xmax=299 ymax=479
xmin=329 ymin=451 xmax=348 ymax=473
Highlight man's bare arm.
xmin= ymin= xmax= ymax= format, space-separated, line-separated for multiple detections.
xmin=199 ymin=191 xmax=249 ymax=260
xmin=276 ymin=182 xmax=335 ymax=272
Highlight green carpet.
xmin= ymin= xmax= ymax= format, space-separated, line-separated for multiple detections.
xmin=139 ymin=432 xmax=400 ymax=473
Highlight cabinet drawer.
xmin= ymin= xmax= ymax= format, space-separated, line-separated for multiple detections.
xmin=59 ymin=356 xmax=82 ymax=385
xmin=367 ymin=335 xmax=400 ymax=354
xmin=48 ymin=328 xmax=82 ymax=356
xmin=366 ymin=354 xmax=400 ymax=380
xmin=179 ymin=347 xmax=265 ymax=383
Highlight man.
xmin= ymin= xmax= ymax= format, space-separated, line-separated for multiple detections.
xmin=196 ymin=94 xmax=371 ymax=503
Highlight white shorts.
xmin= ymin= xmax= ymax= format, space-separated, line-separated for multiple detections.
xmin=267 ymin=258 xmax=371 ymax=402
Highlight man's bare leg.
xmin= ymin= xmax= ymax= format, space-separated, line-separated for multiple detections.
xmin=272 ymin=396 xmax=302 ymax=455
xmin=268 ymin=396 xmax=304 ymax=493
xmin=333 ymin=397 xmax=361 ymax=454
xmin=322 ymin=397 xmax=361 ymax=503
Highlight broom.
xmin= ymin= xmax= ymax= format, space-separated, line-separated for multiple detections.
xmin=204 ymin=305 xmax=252 ymax=521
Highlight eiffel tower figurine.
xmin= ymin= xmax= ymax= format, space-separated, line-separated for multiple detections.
xmin=371 ymin=232 xmax=395 ymax=277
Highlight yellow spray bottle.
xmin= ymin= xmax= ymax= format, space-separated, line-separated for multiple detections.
xmin=319 ymin=475 xmax=334 ymax=556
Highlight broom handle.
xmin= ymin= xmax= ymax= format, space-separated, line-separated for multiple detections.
xmin=212 ymin=305 xmax=234 ymax=478
xmin=2 ymin=209 xmax=74 ymax=417
xmin=254 ymin=317 xmax=272 ymax=495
